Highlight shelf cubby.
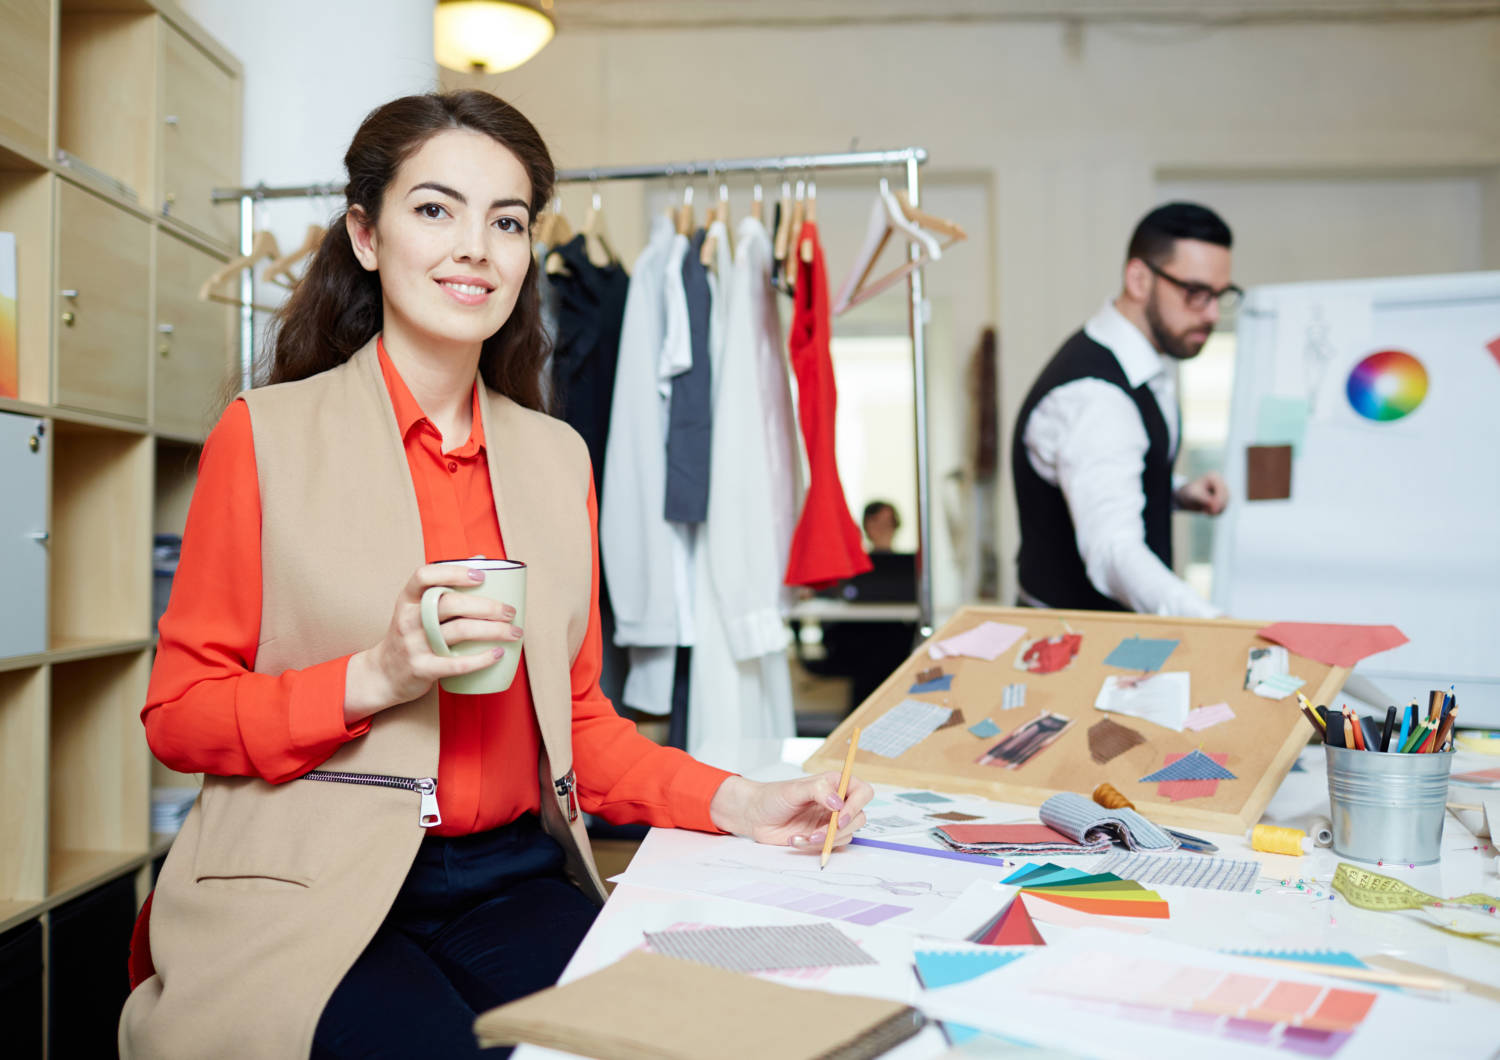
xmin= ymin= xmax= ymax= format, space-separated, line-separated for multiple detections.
xmin=50 ymin=422 xmax=151 ymax=648
xmin=57 ymin=5 xmax=157 ymax=205
xmin=0 ymin=667 xmax=49 ymax=908
xmin=0 ymin=0 xmax=53 ymax=164
xmin=0 ymin=170 xmax=56 ymax=407
xmin=48 ymin=651 xmax=151 ymax=899
xmin=153 ymin=227 xmax=235 ymax=437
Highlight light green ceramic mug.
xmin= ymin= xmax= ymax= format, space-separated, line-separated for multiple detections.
xmin=419 ymin=558 xmax=526 ymax=694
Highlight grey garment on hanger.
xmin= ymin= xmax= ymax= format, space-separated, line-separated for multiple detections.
xmin=664 ymin=228 xmax=713 ymax=524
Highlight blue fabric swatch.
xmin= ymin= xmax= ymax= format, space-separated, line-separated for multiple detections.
xmin=909 ymin=674 xmax=954 ymax=694
xmin=968 ymin=718 xmax=1001 ymax=739
xmin=1139 ymin=749 xmax=1238 ymax=782
xmin=1103 ymin=636 xmax=1179 ymax=672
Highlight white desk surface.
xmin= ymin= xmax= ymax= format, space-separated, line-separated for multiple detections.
xmin=515 ymin=739 xmax=1500 ymax=1060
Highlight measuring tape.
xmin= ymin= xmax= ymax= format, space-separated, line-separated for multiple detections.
xmin=1332 ymin=863 xmax=1494 ymax=911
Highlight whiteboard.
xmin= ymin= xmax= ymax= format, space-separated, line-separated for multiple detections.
xmin=1212 ymin=271 xmax=1500 ymax=727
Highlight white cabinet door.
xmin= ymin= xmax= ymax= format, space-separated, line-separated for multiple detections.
xmin=0 ymin=410 xmax=47 ymax=656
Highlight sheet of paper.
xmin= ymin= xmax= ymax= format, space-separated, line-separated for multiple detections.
xmin=1255 ymin=621 xmax=1409 ymax=668
xmin=1102 ymin=636 xmax=1179 ymax=672
xmin=1018 ymin=893 xmax=1150 ymax=935
xmin=1255 ymin=394 xmax=1310 ymax=449
xmin=860 ymin=699 xmax=954 ymax=758
xmin=914 ymin=880 xmax=1019 ymax=941
xmin=1184 ymin=702 xmax=1235 ymax=732
xmin=1244 ymin=645 xmax=1289 ymax=689
xmin=644 ymin=922 xmax=875 ymax=973
xmin=929 ymin=621 xmax=1027 ymax=662
xmin=1246 ymin=443 xmax=1293 ymax=501
xmin=1093 ymin=672 xmax=1191 ymax=732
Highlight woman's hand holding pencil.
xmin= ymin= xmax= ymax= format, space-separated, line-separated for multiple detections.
xmin=707 ymin=730 xmax=872 ymax=852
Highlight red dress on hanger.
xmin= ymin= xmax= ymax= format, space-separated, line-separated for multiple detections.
xmin=783 ymin=220 xmax=872 ymax=588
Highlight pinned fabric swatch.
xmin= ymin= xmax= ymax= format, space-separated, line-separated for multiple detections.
xmin=909 ymin=673 xmax=954 ymax=695
xmin=1140 ymin=749 xmax=1237 ymax=783
xmin=861 ymin=700 xmax=954 ymax=758
xmin=1142 ymin=751 xmax=1235 ymax=802
xmin=1036 ymin=792 xmax=1177 ymax=852
xmin=967 ymin=718 xmax=1001 ymax=739
xmin=929 ymin=621 xmax=1027 ymax=662
xmin=913 ymin=948 xmax=1028 ymax=990
xmin=1088 ymin=718 xmax=1146 ymax=764
xmin=1252 ymin=673 xmax=1305 ymax=700
xmin=971 ymin=897 xmax=1045 ymax=947
xmin=1014 ymin=633 xmax=1082 ymax=674
xmin=1000 ymin=683 xmax=1026 ymax=710
xmin=1103 ymin=636 xmax=1178 ymax=672
xmin=644 ymin=923 xmax=875 ymax=973
xmin=1093 ymin=671 xmax=1191 ymax=732
xmin=1255 ymin=621 xmax=1409 ymax=669
xmin=1184 ymin=702 xmax=1236 ymax=732
xmin=1256 ymin=394 xmax=1310 ymax=450
xmin=1246 ymin=444 xmax=1293 ymax=501
xmin=916 ymin=666 xmax=944 ymax=684
xmin=1098 ymin=852 xmax=1259 ymax=894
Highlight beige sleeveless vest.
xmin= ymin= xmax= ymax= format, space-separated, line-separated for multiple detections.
xmin=121 ymin=339 xmax=606 ymax=1058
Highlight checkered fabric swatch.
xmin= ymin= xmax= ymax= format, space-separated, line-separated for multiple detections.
xmin=861 ymin=699 xmax=954 ymax=758
xmin=644 ymin=923 xmax=875 ymax=973
xmin=1097 ymin=852 xmax=1259 ymax=894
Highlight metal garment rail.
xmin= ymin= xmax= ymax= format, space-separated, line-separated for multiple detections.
xmin=212 ymin=146 xmax=936 ymax=632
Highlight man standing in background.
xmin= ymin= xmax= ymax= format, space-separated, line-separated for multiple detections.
xmin=1012 ymin=202 xmax=1241 ymax=615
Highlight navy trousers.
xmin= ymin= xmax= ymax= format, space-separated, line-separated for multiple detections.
xmin=311 ymin=815 xmax=598 ymax=1059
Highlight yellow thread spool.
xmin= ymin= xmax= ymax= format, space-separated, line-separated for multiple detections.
xmin=1251 ymin=823 xmax=1313 ymax=856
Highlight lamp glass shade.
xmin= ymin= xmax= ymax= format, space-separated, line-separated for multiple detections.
xmin=434 ymin=1 xmax=555 ymax=73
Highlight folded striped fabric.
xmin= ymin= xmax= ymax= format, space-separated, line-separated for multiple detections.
xmin=934 ymin=822 xmax=1110 ymax=856
xmin=1037 ymin=792 xmax=1177 ymax=852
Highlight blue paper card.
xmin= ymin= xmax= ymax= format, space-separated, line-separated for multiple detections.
xmin=1256 ymin=395 xmax=1310 ymax=450
xmin=1104 ymin=636 xmax=1179 ymax=672
xmin=968 ymin=718 xmax=1001 ymax=739
xmin=915 ymin=949 xmax=1028 ymax=990
xmin=909 ymin=674 xmax=954 ymax=694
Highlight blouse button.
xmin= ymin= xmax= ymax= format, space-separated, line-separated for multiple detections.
xmin=447 ymin=461 xmax=457 ymax=473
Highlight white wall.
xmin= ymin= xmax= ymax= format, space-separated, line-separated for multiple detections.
xmin=447 ymin=14 xmax=1500 ymax=614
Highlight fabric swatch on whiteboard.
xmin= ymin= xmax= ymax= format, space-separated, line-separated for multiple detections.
xmin=1184 ymin=702 xmax=1236 ymax=732
xmin=643 ymin=923 xmax=875 ymax=973
xmin=860 ymin=699 xmax=954 ymax=758
xmin=1088 ymin=718 xmax=1146 ymax=764
xmin=1246 ymin=444 xmax=1293 ymax=501
xmin=1014 ymin=633 xmax=1082 ymax=674
xmin=1255 ymin=395 xmax=1310 ymax=450
xmin=1103 ymin=636 xmax=1179 ymax=672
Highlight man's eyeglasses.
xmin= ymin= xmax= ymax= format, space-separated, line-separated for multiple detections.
xmin=1143 ymin=260 xmax=1244 ymax=312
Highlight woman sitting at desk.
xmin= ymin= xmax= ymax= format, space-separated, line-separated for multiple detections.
xmin=121 ymin=91 xmax=871 ymax=1059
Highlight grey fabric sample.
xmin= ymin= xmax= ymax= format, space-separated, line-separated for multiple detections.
xmin=664 ymin=228 xmax=713 ymax=523
xmin=1037 ymin=791 xmax=1178 ymax=852
xmin=644 ymin=922 xmax=875 ymax=973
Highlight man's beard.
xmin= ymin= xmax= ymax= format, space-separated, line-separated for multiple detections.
xmin=1145 ymin=291 xmax=1208 ymax=361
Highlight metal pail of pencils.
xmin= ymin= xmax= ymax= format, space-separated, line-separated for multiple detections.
xmin=1324 ymin=745 xmax=1453 ymax=865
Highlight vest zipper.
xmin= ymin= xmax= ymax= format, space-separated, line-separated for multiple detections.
xmin=554 ymin=769 xmax=579 ymax=823
xmin=302 ymin=770 xmax=441 ymax=828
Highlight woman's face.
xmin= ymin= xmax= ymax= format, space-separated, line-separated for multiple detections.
xmin=348 ymin=128 xmax=534 ymax=356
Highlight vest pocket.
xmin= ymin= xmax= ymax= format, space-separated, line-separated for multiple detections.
xmin=191 ymin=776 xmax=326 ymax=887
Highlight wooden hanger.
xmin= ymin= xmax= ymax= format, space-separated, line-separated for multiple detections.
xmin=199 ymin=228 xmax=282 ymax=311
xmin=262 ymin=224 xmax=326 ymax=290
xmin=833 ymin=179 xmax=966 ymax=316
xmin=786 ymin=178 xmax=806 ymax=274
xmin=896 ymin=190 xmax=967 ymax=247
xmin=749 ymin=176 xmax=764 ymax=223
xmin=542 ymin=199 xmax=575 ymax=276
xmin=700 ymin=177 xmax=732 ymax=267
xmin=675 ymin=183 xmax=696 ymax=237
xmin=799 ymin=179 xmax=818 ymax=264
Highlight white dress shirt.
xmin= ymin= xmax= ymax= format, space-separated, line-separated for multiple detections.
xmin=1020 ymin=300 xmax=1219 ymax=618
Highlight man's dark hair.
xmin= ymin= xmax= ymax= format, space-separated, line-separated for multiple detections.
xmin=862 ymin=500 xmax=897 ymax=526
xmin=1126 ymin=202 xmax=1232 ymax=266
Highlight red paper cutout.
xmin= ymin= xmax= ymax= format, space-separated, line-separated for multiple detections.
xmin=1155 ymin=751 xmax=1230 ymax=802
xmin=1256 ymin=622 xmax=1408 ymax=668
xmin=1021 ymin=633 xmax=1082 ymax=674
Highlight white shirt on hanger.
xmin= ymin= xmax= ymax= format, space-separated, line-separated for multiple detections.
xmin=1020 ymin=300 xmax=1219 ymax=619
xmin=687 ymin=217 xmax=797 ymax=762
xmin=601 ymin=215 xmax=690 ymax=715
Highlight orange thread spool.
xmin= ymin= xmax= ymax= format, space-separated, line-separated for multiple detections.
xmin=1093 ymin=783 xmax=1135 ymax=811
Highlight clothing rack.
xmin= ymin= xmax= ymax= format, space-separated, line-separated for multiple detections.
xmin=212 ymin=146 xmax=937 ymax=632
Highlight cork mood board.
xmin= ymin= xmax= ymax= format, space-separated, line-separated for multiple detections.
xmin=803 ymin=606 xmax=1347 ymax=833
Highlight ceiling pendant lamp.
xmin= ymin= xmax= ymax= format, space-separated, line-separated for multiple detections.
xmin=434 ymin=0 xmax=556 ymax=74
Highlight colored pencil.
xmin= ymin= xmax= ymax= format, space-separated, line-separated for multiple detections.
xmin=1379 ymin=705 xmax=1397 ymax=752
xmin=1397 ymin=704 xmax=1413 ymax=754
xmin=820 ymin=727 xmax=860 ymax=869
xmin=1433 ymin=710 xmax=1457 ymax=753
xmin=1346 ymin=707 xmax=1366 ymax=751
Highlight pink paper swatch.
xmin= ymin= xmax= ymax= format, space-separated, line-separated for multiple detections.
xmin=1255 ymin=622 xmax=1407 ymax=668
xmin=930 ymin=621 xmax=1028 ymax=662
xmin=1184 ymin=702 xmax=1235 ymax=732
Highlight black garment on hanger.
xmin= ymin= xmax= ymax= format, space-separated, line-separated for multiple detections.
xmin=663 ymin=229 xmax=712 ymax=524
xmin=548 ymin=235 xmax=629 ymax=495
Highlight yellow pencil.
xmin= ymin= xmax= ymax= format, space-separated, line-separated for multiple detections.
xmin=820 ymin=727 xmax=861 ymax=870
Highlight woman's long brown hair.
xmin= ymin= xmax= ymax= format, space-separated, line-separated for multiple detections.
xmin=263 ymin=91 xmax=554 ymax=411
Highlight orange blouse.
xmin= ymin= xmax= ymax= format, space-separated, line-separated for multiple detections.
xmin=143 ymin=340 xmax=730 ymax=836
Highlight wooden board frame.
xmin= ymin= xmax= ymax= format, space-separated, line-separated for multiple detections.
xmin=803 ymin=606 xmax=1347 ymax=834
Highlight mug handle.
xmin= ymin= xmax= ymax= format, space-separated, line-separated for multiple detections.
xmin=420 ymin=585 xmax=457 ymax=657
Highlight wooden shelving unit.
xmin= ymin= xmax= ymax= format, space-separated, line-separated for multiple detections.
xmin=0 ymin=1 xmax=242 ymax=1051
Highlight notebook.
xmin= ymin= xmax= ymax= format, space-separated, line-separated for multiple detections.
xmin=472 ymin=950 xmax=926 ymax=1060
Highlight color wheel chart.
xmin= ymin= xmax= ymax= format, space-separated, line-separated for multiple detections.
xmin=1345 ymin=348 xmax=1428 ymax=422
xmin=1033 ymin=951 xmax=1376 ymax=1057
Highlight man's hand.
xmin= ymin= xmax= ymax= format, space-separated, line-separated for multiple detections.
xmin=1175 ymin=471 xmax=1230 ymax=515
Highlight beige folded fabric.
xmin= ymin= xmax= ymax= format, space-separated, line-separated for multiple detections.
xmin=473 ymin=950 xmax=924 ymax=1059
